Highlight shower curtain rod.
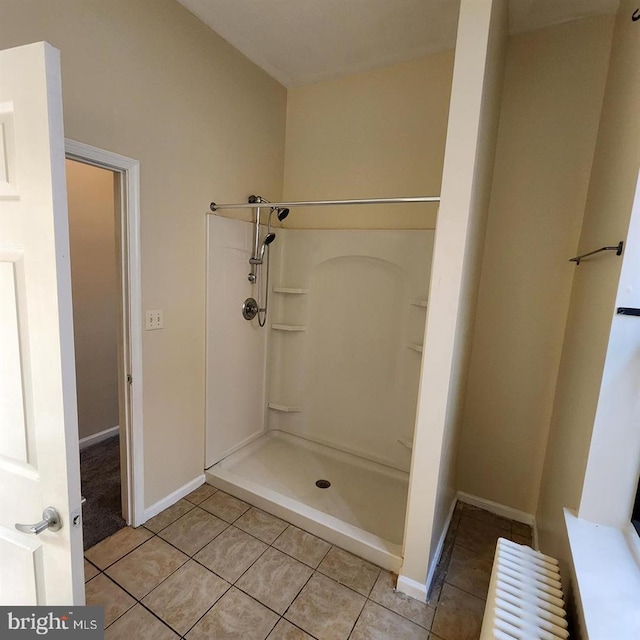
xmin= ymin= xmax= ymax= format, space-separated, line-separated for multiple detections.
xmin=209 ymin=195 xmax=440 ymax=212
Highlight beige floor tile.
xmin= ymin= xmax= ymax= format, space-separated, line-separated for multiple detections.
xmin=430 ymin=584 xmax=485 ymax=640
xmin=159 ymin=507 xmax=229 ymax=556
xmin=427 ymin=565 xmax=446 ymax=606
xmin=85 ymin=574 xmax=135 ymax=627
xmin=186 ymin=587 xmax=278 ymax=640
xmin=200 ymin=491 xmax=251 ymax=523
xmin=511 ymin=521 xmax=533 ymax=537
xmin=511 ymin=533 xmax=533 ymax=546
xmin=84 ymin=559 xmax=99 ymax=582
xmin=145 ymin=499 xmax=195 ymax=533
xmin=237 ymin=547 xmax=313 ymax=614
xmin=317 ymin=547 xmax=380 ymax=596
xmin=143 ymin=560 xmax=230 ymax=635
xmin=194 ymin=525 xmax=267 ymax=583
xmin=438 ymin=535 xmax=455 ymax=575
xmin=442 ymin=513 xmax=460 ymax=558
xmin=235 ymin=507 xmax=288 ymax=544
xmin=267 ymin=619 xmax=314 ymax=640
xmin=454 ymin=516 xmax=504 ymax=558
xmin=185 ymin=483 xmax=218 ymax=505
xmin=351 ymin=601 xmax=430 ymax=640
xmin=445 ymin=545 xmax=493 ymax=600
xmin=285 ymin=573 xmax=365 ymax=640
xmin=105 ymin=604 xmax=179 ymax=640
xmin=460 ymin=504 xmax=511 ymax=532
xmin=370 ymin=571 xmax=435 ymax=629
xmin=105 ymin=537 xmax=188 ymax=599
xmin=85 ymin=526 xmax=152 ymax=569
xmin=273 ymin=525 xmax=331 ymax=568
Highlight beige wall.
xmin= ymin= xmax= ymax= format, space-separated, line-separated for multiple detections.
xmin=537 ymin=0 xmax=640 ymax=560
xmin=283 ymin=53 xmax=454 ymax=229
xmin=66 ymin=160 xmax=118 ymax=441
xmin=400 ymin=0 xmax=507 ymax=597
xmin=0 ymin=0 xmax=287 ymax=508
xmin=456 ymin=16 xmax=614 ymax=515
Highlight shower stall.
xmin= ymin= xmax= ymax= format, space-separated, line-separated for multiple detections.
xmin=200 ymin=0 xmax=504 ymax=595
xmin=205 ymin=201 xmax=435 ymax=570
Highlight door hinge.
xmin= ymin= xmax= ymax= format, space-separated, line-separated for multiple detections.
xmin=127 ymin=374 xmax=133 ymax=385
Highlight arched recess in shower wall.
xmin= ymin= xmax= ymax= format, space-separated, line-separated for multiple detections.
xmin=205 ymin=196 xmax=437 ymax=570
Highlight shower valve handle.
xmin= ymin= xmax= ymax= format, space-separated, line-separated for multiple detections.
xmin=242 ymin=298 xmax=259 ymax=321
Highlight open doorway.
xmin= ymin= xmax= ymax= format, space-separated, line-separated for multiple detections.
xmin=66 ymin=159 xmax=124 ymax=548
xmin=65 ymin=140 xmax=144 ymax=545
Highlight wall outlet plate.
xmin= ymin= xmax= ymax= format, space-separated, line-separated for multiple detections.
xmin=145 ymin=309 xmax=163 ymax=330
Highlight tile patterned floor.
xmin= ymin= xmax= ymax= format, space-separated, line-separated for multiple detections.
xmin=84 ymin=486 xmax=533 ymax=640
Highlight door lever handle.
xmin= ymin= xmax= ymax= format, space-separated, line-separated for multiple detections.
xmin=15 ymin=507 xmax=62 ymax=535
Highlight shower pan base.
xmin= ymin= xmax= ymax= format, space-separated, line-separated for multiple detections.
xmin=205 ymin=430 xmax=409 ymax=571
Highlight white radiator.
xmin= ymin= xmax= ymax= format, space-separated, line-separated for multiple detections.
xmin=480 ymin=538 xmax=569 ymax=640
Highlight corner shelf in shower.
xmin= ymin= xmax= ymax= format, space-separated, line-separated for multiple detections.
xmin=411 ymin=298 xmax=428 ymax=308
xmin=271 ymin=323 xmax=307 ymax=332
xmin=273 ymin=287 xmax=308 ymax=295
xmin=268 ymin=402 xmax=302 ymax=413
xmin=407 ymin=342 xmax=423 ymax=353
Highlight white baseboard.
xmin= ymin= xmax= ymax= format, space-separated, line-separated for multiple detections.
xmin=142 ymin=475 xmax=205 ymax=523
xmin=397 ymin=496 xmax=457 ymax=603
xmin=426 ymin=497 xmax=458 ymax=593
xmin=456 ymin=490 xmax=538 ymax=548
xmin=396 ymin=575 xmax=428 ymax=602
xmin=79 ymin=425 xmax=119 ymax=450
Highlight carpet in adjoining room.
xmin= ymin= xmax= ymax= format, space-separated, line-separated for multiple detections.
xmin=80 ymin=434 xmax=126 ymax=550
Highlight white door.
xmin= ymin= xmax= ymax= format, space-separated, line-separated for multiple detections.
xmin=0 ymin=42 xmax=84 ymax=604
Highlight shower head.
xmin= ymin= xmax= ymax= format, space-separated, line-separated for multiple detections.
xmin=250 ymin=232 xmax=276 ymax=264
xmin=269 ymin=206 xmax=290 ymax=225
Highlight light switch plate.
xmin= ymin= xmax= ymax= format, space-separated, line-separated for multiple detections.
xmin=145 ymin=309 xmax=163 ymax=330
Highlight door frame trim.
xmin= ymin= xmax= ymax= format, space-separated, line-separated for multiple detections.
xmin=65 ymin=139 xmax=145 ymax=527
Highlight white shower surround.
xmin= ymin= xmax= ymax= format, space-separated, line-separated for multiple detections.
xmin=205 ymin=216 xmax=433 ymax=568
xmin=205 ymin=216 xmax=268 ymax=469
xmin=267 ymin=227 xmax=434 ymax=472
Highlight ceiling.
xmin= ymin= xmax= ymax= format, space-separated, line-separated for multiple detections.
xmin=177 ymin=0 xmax=620 ymax=88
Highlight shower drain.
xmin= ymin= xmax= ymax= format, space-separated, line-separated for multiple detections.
xmin=315 ymin=479 xmax=331 ymax=489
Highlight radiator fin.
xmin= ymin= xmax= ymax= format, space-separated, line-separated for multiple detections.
xmin=480 ymin=538 xmax=568 ymax=640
